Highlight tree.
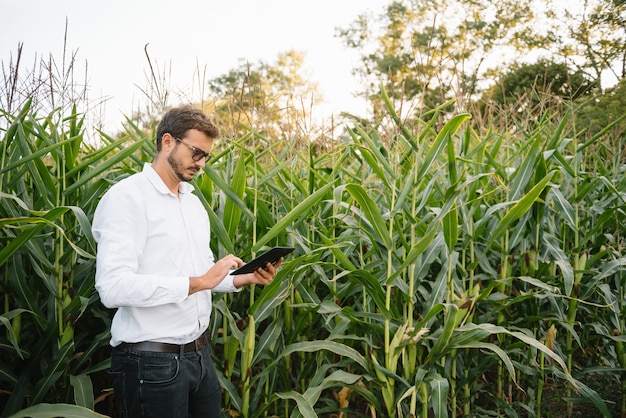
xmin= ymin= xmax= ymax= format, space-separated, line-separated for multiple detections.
xmin=478 ymin=59 xmax=598 ymax=112
xmin=337 ymin=0 xmax=543 ymax=120
xmin=472 ymin=59 xmax=602 ymax=136
xmin=338 ymin=0 xmax=625 ymax=124
xmin=545 ymin=0 xmax=626 ymax=84
xmin=576 ymin=76 xmax=626 ymax=144
xmin=206 ymin=50 xmax=321 ymax=144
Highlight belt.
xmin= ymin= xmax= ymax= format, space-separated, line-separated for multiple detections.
xmin=119 ymin=331 xmax=210 ymax=353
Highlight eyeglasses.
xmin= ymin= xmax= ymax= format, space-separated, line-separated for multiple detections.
xmin=174 ymin=137 xmax=210 ymax=162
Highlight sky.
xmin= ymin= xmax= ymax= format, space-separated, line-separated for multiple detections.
xmin=1 ymin=0 xmax=388 ymax=130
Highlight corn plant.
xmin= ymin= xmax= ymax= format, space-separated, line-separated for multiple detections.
xmin=180 ymin=94 xmax=622 ymax=417
xmin=1 ymin=102 xmax=111 ymax=416
xmin=2 ymin=84 xmax=626 ymax=417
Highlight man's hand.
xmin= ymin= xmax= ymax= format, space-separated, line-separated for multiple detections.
xmin=189 ymin=254 xmax=244 ymax=295
xmin=233 ymin=257 xmax=284 ymax=288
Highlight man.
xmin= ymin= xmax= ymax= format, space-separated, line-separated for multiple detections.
xmin=92 ymin=105 xmax=281 ymax=417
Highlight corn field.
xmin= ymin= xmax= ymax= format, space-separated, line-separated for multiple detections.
xmin=1 ymin=92 xmax=626 ymax=417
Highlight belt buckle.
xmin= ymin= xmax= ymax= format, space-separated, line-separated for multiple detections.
xmin=194 ymin=334 xmax=206 ymax=351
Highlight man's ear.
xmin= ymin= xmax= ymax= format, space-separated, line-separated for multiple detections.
xmin=161 ymin=133 xmax=176 ymax=150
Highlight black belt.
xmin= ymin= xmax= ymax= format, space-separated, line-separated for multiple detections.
xmin=119 ymin=331 xmax=210 ymax=353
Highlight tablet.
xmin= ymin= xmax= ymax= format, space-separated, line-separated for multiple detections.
xmin=231 ymin=246 xmax=295 ymax=275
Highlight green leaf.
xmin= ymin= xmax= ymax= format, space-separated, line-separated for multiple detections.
xmin=216 ymin=369 xmax=242 ymax=412
xmin=252 ymin=319 xmax=284 ymax=365
xmin=274 ymin=391 xmax=316 ymax=418
xmin=489 ymin=170 xmax=556 ymax=244
xmin=508 ymin=135 xmax=541 ymax=200
xmin=350 ymin=127 xmax=394 ymax=187
xmin=7 ymin=403 xmax=108 ymax=418
xmin=385 ymin=222 xmax=439 ymax=286
xmin=0 ymin=207 xmax=66 ymax=266
xmin=345 ymin=183 xmax=392 ymax=250
xmin=0 ymin=309 xmax=31 ymax=358
xmin=302 ymin=370 xmax=362 ymax=408
xmin=223 ymin=149 xmax=247 ymax=240
xmin=69 ymin=374 xmax=94 ymax=409
xmin=63 ymin=139 xmax=146 ymax=194
xmin=442 ymin=201 xmax=458 ymax=253
xmin=247 ymin=264 xmax=294 ymax=322
xmin=427 ymin=372 xmax=449 ymax=418
xmin=0 ymin=136 xmax=78 ymax=175
xmin=31 ymin=342 xmax=75 ymax=404
xmin=261 ymin=340 xmax=369 ymax=378
xmin=428 ymin=304 xmax=461 ymax=361
xmin=349 ymin=269 xmax=393 ymax=318
xmin=461 ymin=323 xmax=569 ymax=376
xmin=253 ymin=182 xmax=334 ymax=251
xmin=452 ymin=341 xmax=516 ymax=385
xmin=65 ymin=135 xmax=130 ymax=177
xmin=548 ymin=186 xmax=576 ymax=230
xmin=0 ymin=203 xmax=95 ymax=265
xmin=204 ymin=164 xmax=255 ymax=219
xmin=318 ymin=233 xmax=358 ymax=271
xmin=417 ymin=114 xmax=472 ymax=181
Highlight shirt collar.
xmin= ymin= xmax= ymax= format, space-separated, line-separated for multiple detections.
xmin=143 ymin=163 xmax=195 ymax=195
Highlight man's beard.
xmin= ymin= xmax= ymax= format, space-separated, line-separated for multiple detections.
xmin=167 ymin=150 xmax=198 ymax=182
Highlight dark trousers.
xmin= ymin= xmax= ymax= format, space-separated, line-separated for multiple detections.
xmin=109 ymin=343 xmax=221 ymax=417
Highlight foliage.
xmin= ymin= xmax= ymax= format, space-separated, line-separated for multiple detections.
xmin=2 ymin=17 xmax=626 ymax=416
xmin=7 ymin=403 xmax=108 ymax=418
xmin=206 ymin=50 xmax=322 ymax=142
xmin=0 ymin=102 xmax=121 ymax=417
xmin=547 ymin=0 xmax=626 ymax=81
xmin=480 ymin=60 xmax=598 ymax=107
xmin=337 ymin=0 xmax=544 ymax=117
xmin=3 ymin=82 xmax=626 ymax=417
xmin=476 ymin=63 xmax=626 ymax=167
xmin=338 ymin=0 xmax=625 ymax=122
xmin=576 ymin=77 xmax=626 ymax=141
xmin=3 ymin=4 xmax=626 ymax=416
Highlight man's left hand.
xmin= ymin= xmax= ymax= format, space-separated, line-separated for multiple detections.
xmin=233 ymin=257 xmax=283 ymax=288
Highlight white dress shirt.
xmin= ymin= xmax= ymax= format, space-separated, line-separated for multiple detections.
xmin=92 ymin=163 xmax=239 ymax=347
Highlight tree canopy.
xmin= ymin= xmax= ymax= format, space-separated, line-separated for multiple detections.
xmin=206 ymin=50 xmax=321 ymax=142
xmin=337 ymin=0 xmax=625 ymax=120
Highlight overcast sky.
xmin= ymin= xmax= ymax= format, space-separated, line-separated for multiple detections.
xmin=1 ymin=0 xmax=387 ymax=129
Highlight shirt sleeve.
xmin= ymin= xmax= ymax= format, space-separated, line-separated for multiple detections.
xmin=92 ymin=184 xmax=189 ymax=309
xmin=213 ymin=273 xmax=242 ymax=293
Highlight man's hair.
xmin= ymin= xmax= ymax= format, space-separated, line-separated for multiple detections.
xmin=155 ymin=105 xmax=219 ymax=151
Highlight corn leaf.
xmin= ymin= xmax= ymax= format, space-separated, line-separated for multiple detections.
xmin=489 ymin=171 xmax=556 ymax=244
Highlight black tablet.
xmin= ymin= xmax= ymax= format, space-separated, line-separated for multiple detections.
xmin=231 ymin=246 xmax=295 ymax=275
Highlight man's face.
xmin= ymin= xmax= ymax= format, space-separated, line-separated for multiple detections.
xmin=166 ymin=130 xmax=213 ymax=182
